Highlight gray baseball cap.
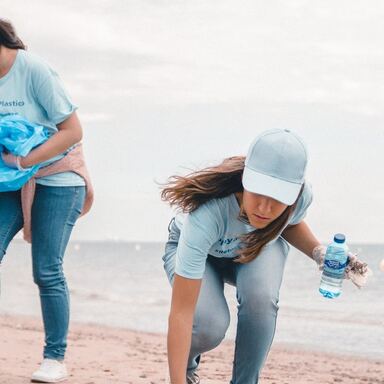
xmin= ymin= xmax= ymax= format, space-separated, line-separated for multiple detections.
xmin=242 ymin=129 xmax=308 ymax=205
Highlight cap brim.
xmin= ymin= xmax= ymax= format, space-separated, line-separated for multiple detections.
xmin=242 ymin=167 xmax=302 ymax=205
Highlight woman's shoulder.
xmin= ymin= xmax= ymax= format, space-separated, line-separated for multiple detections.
xmin=176 ymin=195 xmax=232 ymax=229
xmin=301 ymin=182 xmax=313 ymax=204
xmin=194 ymin=195 xmax=233 ymax=217
xmin=289 ymin=181 xmax=313 ymax=225
xmin=19 ymin=50 xmax=48 ymax=70
xmin=20 ymin=51 xmax=66 ymax=100
xmin=295 ymin=181 xmax=313 ymax=212
xmin=20 ymin=50 xmax=57 ymax=80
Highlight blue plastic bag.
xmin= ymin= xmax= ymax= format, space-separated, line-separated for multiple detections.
xmin=0 ymin=114 xmax=49 ymax=192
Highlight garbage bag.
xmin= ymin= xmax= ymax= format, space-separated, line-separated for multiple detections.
xmin=0 ymin=114 xmax=49 ymax=192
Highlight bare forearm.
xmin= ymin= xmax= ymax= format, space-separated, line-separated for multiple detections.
xmin=168 ymin=313 xmax=193 ymax=384
xmin=21 ymin=113 xmax=83 ymax=168
xmin=282 ymin=221 xmax=321 ymax=258
xmin=168 ymin=275 xmax=201 ymax=384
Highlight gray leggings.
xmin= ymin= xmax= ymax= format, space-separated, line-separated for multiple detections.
xmin=162 ymin=219 xmax=289 ymax=384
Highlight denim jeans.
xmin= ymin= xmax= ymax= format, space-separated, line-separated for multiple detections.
xmin=0 ymin=184 xmax=85 ymax=360
xmin=163 ymin=218 xmax=289 ymax=384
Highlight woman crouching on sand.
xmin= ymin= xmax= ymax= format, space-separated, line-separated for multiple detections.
xmin=161 ymin=129 xmax=370 ymax=384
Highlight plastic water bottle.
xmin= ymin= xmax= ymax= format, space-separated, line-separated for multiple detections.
xmin=319 ymin=234 xmax=349 ymax=299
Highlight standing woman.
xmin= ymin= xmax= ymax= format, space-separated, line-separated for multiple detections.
xmin=0 ymin=19 xmax=93 ymax=382
xmin=161 ymin=129 xmax=369 ymax=384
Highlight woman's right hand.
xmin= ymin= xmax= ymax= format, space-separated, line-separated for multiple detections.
xmin=1 ymin=151 xmax=18 ymax=169
xmin=168 ymin=274 xmax=202 ymax=384
xmin=1 ymin=151 xmax=29 ymax=170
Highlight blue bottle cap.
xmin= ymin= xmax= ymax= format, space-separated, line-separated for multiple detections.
xmin=334 ymin=233 xmax=346 ymax=243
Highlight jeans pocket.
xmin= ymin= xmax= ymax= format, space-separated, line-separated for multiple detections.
xmin=163 ymin=243 xmax=177 ymax=285
xmin=162 ymin=218 xmax=180 ymax=284
xmin=65 ymin=187 xmax=86 ymax=227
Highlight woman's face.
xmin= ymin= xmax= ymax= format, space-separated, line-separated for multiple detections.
xmin=241 ymin=190 xmax=288 ymax=229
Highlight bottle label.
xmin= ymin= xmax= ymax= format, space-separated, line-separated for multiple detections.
xmin=324 ymin=259 xmax=348 ymax=270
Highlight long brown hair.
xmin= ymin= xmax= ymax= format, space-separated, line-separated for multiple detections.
xmin=0 ymin=19 xmax=26 ymax=50
xmin=161 ymin=156 xmax=303 ymax=263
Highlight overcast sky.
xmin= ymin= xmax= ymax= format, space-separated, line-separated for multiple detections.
xmin=5 ymin=0 xmax=384 ymax=243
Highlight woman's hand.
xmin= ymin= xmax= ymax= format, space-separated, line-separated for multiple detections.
xmin=312 ymin=245 xmax=372 ymax=288
xmin=1 ymin=152 xmax=18 ymax=168
xmin=344 ymin=253 xmax=373 ymax=288
xmin=1 ymin=152 xmax=30 ymax=170
xmin=312 ymin=245 xmax=327 ymax=270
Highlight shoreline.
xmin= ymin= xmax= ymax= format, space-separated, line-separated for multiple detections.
xmin=0 ymin=314 xmax=383 ymax=383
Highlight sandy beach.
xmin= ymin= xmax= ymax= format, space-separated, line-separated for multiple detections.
xmin=0 ymin=314 xmax=382 ymax=384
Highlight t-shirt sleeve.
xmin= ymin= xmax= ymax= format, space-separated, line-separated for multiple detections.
xmin=31 ymin=61 xmax=77 ymax=125
xmin=289 ymin=182 xmax=313 ymax=225
xmin=175 ymin=201 xmax=221 ymax=280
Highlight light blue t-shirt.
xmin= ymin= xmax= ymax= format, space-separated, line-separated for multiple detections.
xmin=0 ymin=49 xmax=85 ymax=186
xmin=174 ymin=183 xmax=313 ymax=279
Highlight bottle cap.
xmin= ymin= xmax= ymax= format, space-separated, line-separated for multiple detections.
xmin=334 ymin=233 xmax=346 ymax=243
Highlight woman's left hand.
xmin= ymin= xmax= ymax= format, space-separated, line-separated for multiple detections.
xmin=312 ymin=245 xmax=372 ymax=288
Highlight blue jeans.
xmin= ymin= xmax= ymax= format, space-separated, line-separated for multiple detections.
xmin=163 ymin=219 xmax=289 ymax=384
xmin=0 ymin=185 xmax=85 ymax=360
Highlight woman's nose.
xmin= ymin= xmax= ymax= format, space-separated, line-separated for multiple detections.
xmin=258 ymin=196 xmax=272 ymax=214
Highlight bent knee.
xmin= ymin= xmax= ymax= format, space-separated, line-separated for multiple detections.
xmin=192 ymin=312 xmax=230 ymax=350
xmin=238 ymin=289 xmax=279 ymax=315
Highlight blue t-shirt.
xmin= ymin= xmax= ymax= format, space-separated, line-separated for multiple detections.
xmin=0 ymin=49 xmax=84 ymax=186
xmin=174 ymin=183 xmax=313 ymax=279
